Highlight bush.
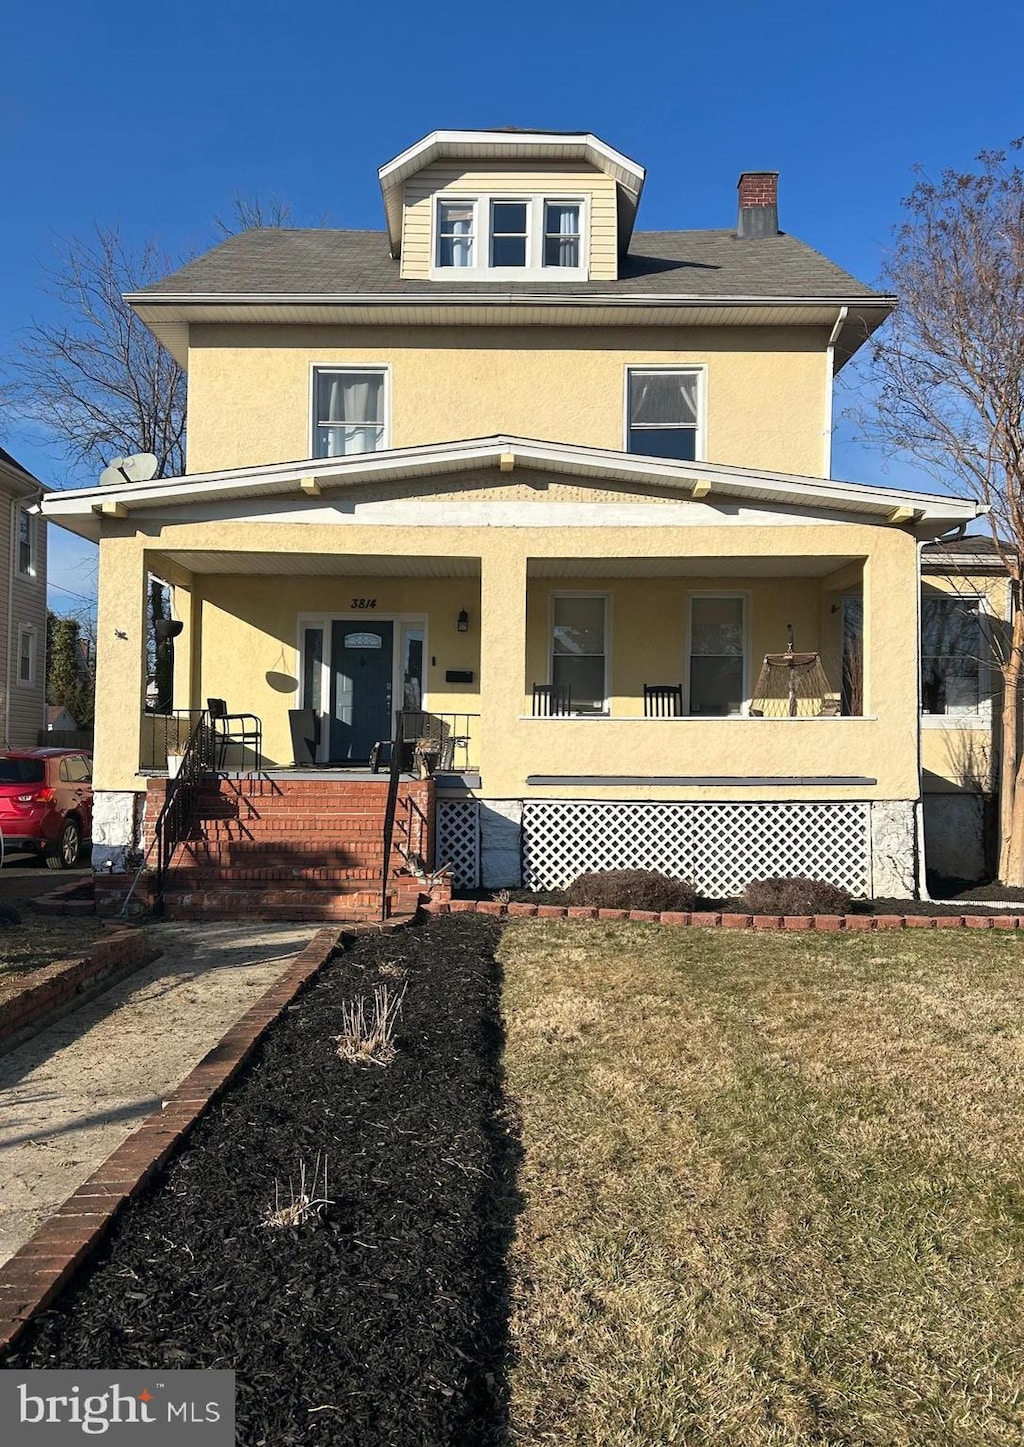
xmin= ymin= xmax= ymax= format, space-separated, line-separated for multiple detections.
xmin=742 ymin=876 xmax=852 ymax=916
xmin=565 ymin=869 xmax=696 ymax=912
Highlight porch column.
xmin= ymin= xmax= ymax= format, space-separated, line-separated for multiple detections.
xmin=478 ymin=550 xmax=528 ymax=790
xmin=91 ymin=537 xmax=147 ymax=870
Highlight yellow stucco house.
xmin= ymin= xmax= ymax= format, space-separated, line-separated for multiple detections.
xmin=43 ymin=129 xmax=984 ymax=910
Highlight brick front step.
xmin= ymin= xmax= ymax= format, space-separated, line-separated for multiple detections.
xmin=165 ymin=868 xmax=387 ymax=891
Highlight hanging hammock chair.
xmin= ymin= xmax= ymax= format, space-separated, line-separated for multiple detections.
xmin=749 ymin=625 xmax=841 ymax=718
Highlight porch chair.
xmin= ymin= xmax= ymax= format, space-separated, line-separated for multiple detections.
xmin=643 ymin=684 xmax=684 ymax=717
xmin=206 ymin=698 xmax=263 ymax=771
xmin=532 ymin=682 xmax=572 ymax=717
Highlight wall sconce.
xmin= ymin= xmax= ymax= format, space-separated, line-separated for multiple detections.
xmin=457 ymin=609 xmax=469 ymax=633
xmin=154 ymin=618 xmax=184 ymax=641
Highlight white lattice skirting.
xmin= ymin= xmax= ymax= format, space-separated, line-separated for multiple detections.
xmin=521 ymin=800 xmax=871 ymax=896
xmin=436 ymin=799 xmax=482 ymax=890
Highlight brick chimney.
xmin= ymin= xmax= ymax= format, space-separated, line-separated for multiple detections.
xmin=737 ymin=171 xmax=779 ymax=239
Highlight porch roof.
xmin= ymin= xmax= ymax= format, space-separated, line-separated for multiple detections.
xmin=40 ymin=434 xmax=984 ymax=543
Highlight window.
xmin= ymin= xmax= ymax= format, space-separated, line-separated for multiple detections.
xmin=921 ymin=594 xmax=988 ymax=716
xmin=402 ymin=624 xmax=424 ymax=710
xmin=17 ymin=508 xmax=35 ymax=577
xmin=434 ymin=196 xmax=586 ymax=276
xmin=689 ymin=597 xmax=745 ymax=715
xmin=17 ymin=625 xmax=35 ymax=686
xmin=491 ymin=202 xmax=528 ymax=267
xmin=627 ymin=369 xmax=702 ymax=461
xmin=438 ymin=200 xmax=475 ymax=268
xmin=544 ymin=203 xmax=581 ymax=268
xmin=551 ymin=595 xmax=607 ymax=714
xmin=302 ymin=627 xmax=323 ymax=713
xmin=313 ymin=369 xmax=387 ymax=458
xmin=59 ymin=755 xmax=91 ymax=784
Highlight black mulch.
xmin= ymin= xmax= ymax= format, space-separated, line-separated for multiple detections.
xmin=4 ymin=915 xmax=522 ymax=1447
xmin=461 ymin=887 xmax=1024 ymax=917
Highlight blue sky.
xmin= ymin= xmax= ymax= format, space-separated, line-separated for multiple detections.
xmin=3 ymin=0 xmax=1023 ymax=613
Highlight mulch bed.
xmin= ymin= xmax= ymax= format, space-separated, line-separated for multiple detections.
xmin=4 ymin=915 xmax=518 ymax=1447
xmin=463 ymin=888 xmax=1018 ymax=917
xmin=0 ymin=915 xmax=107 ymax=982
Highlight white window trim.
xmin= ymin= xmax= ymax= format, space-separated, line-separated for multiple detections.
xmin=683 ymin=591 xmax=750 ymax=717
xmin=16 ymin=507 xmax=36 ymax=579
xmin=920 ymin=591 xmax=995 ymax=729
xmin=16 ymin=623 xmax=36 ymax=688
xmin=547 ymin=591 xmax=611 ymax=717
xmin=430 ymin=192 xmax=589 ymax=281
xmin=296 ymin=611 xmax=429 ymax=763
xmin=308 ymin=364 xmax=391 ymax=460
xmin=623 ymin=365 xmax=707 ymax=462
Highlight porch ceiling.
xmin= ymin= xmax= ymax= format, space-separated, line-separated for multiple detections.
xmin=148 ymin=550 xmax=481 ymax=578
xmin=527 ymin=554 xmax=862 ymax=578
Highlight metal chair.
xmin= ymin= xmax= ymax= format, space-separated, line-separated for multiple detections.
xmin=643 ymin=684 xmax=684 ymax=717
xmin=206 ymin=698 xmax=263 ymax=770
xmin=532 ymin=683 xmax=572 ymax=717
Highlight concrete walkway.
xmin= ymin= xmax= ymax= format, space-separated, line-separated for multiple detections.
xmin=0 ymin=920 xmax=317 ymax=1264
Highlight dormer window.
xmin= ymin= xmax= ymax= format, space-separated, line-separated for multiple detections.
xmin=433 ymin=195 xmax=587 ymax=279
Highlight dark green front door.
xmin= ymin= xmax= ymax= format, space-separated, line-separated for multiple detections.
xmin=330 ymin=621 xmax=394 ymax=762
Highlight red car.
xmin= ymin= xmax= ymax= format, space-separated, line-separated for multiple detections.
xmin=0 ymin=749 xmax=93 ymax=869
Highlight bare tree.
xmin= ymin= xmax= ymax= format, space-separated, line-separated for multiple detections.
xmin=214 ymin=193 xmax=293 ymax=237
xmin=858 ymin=142 xmax=1024 ymax=883
xmin=2 ymin=226 xmax=187 ymax=480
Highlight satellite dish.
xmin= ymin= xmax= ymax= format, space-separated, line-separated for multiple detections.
xmin=99 ymin=453 xmax=159 ymax=486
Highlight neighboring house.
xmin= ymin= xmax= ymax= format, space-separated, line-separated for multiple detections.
xmin=0 ymin=445 xmax=47 ymax=749
xmin=42 ymin=129 xmax=983 ymax=911
xmin=920 ymin=535 xmax=1009 ymax=883
xmin=47 ymin=704 xmax=79 ymax=733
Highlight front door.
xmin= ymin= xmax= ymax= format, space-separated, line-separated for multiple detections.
xmin=329 ymin=621 xmax=394 ymax=762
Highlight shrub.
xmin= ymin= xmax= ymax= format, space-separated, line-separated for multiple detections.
xmin=742 ymin=876 xmax=852 ymax=916
xmin=565 ymin=869 xmax=696 ymax=912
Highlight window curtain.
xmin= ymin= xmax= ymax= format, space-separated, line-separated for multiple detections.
xmin=319 ymin=374 xmax=383 ymax=455
xmin=546 ymin=204 xmax=580 ymax=267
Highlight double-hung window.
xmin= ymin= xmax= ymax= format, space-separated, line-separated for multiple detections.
xmin=627 ymin=368 xmax=702 ymax=461
xmin=17 ymin=508 xmax=35 ymax=577
xmin=551 ymin=595 xmax=607 ymax=715
xmin=688 ymin=596 xmax=745 ymax=715
xmin=312 ymin=368 xmax=387 ymax=458
xmin=921 ymin=593 xmax=988 ymax=717
xmin=17 ymin=624 xmax=35 ymax=686
xmin=434 ymin=196 xmax=585 ymax=277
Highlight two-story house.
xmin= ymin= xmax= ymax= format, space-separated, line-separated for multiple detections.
xmin=0 ymin=445 xmax=47 ymax=749
xmin=42 ymin=130 xmax=982 ymax=915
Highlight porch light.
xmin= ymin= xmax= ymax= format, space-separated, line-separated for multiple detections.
xmin=457 ymin=609 xmax=469 ymax=633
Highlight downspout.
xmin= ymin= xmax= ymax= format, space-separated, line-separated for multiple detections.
xmin=823 ymin=306 xmax=848 ymax=478
xmin=914 ymin=521 xmax=969 ymax=900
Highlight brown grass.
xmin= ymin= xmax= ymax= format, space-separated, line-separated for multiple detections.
xmin=498 ymin=921 xmax=1024 ymax=1446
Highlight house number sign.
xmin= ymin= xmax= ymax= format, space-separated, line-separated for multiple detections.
xmin=350 ymin=598 xmax=378 ymax=609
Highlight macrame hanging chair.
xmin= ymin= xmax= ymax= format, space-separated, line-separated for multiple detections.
xmin=749 ymin=625 xmax=840 ymax=718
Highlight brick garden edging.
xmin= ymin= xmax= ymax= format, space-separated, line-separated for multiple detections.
xmin=0 ymin=928 xmax=162 ymax=1057
xmin=422 ymin=899 xmax=1024 ymax=930
xmin=0 ymin=914 xmax=416 ymax=1357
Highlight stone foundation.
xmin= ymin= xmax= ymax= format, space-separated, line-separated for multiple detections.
xmin=90 ymin=790 xmax=144 ymax=874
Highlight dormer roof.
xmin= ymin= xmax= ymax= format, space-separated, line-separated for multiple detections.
xmin=377 ymin=129 xmax=646 ymax=258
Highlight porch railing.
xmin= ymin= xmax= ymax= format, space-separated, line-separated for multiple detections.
xmin=398 ymin=711 xmax=479 ymax=772
xmin=141 ymin=709 xmax=207 ymax=772
xmin=380 ymin=710 xmax=406 ymax=922
xmin=153 ymin=711 xmax=215 ymax=915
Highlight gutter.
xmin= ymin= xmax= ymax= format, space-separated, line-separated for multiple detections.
xmin=4 ymin=497 xmax=14 ymax=749
xmin=126 ymin=289 xmax=897 ymax=311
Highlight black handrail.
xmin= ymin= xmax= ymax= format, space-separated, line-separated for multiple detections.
xmin=153 ymin=711 xmax=215 ymax=915
xmin=379 ymin=710 xmax=406 ymax=921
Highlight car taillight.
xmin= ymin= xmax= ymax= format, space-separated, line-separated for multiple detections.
xmin=16 ymin=787 xmax=55 ymax=804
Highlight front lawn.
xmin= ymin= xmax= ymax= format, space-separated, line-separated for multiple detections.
xmin=499 ymin=922 xmax=1024 ymax=1446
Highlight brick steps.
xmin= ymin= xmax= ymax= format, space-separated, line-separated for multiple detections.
xmin=144 ymin=776 xmax=434 ymax=921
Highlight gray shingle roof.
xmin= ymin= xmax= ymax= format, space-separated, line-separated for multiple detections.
xmin=135 ymin=227 xmax=884 ymax=302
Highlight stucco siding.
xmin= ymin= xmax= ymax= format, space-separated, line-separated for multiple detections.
xmin=185 ymin=322 xmax=830 ymax=479
xmin=400 ymin=161 xmax=618 ymax=281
